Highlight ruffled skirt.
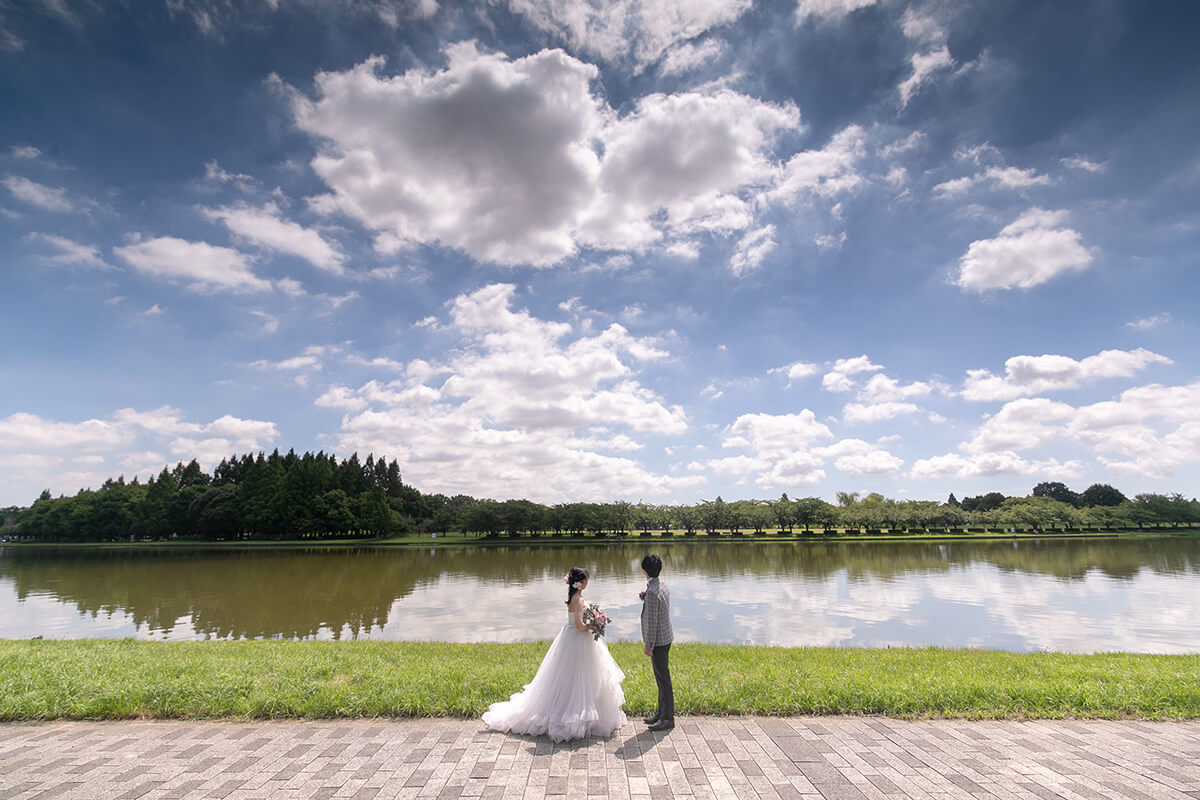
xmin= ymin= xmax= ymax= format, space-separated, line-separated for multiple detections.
xmin=483 ymin=625 xmax=627 ymax=742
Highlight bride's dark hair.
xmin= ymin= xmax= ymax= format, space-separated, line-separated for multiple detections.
xmin=565 ymin=566 xmax=588 ymax=605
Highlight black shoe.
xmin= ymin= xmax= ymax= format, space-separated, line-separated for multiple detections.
xmin=647 ymin=720 xmax=674 ymax=732
xmin=643 ymin=715 xmax=659 ymax=725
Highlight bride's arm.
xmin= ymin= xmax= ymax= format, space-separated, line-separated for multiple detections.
xmin=571 ymin=602 xmax=588 ymax=631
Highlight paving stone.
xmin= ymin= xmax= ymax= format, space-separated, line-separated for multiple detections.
xmin=2 ymin=718 xmax=1199 ymax=800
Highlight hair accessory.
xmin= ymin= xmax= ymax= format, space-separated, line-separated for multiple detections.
xmin=571 ymin=581 xmax=582 ymax=589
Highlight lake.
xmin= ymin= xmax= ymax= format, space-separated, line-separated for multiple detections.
xmin=2 ymin=537 xmax=1198 ymax=653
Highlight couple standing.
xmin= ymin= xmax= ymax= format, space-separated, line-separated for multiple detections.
xmin=482 ymin=553 xmax=674 ymax=742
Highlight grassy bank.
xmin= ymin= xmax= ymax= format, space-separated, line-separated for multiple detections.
xmin=2 ymin=640 xmax=1198 ymax=721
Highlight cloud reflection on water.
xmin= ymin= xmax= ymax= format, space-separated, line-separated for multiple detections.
xmin=2 ymin=539 xmax=1199 ymax=652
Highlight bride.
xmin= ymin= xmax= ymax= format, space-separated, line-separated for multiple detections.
xmin=483 ymin=566 xmax=627 ymax=741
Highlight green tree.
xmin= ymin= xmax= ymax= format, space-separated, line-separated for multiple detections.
xmin=771 ymin=494 xmax=796 ymax=532
xmin=356 ymin=488 xmax=396 ymax=536
xmin=1032 ymin=481 xmax=1079 ymax=507
xmin=836 ymin=491 xmax=860 ymax=507
xmin=189 ymin=484 xmax=242 ymax=540
xmin=1080 ymin=483 xmax=1127 ymax=507
xmin=139 ymin=468 xmax=178 ymax=538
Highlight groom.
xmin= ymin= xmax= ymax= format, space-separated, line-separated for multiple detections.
xmin=639 ymin=552 xmax=674 ymax=731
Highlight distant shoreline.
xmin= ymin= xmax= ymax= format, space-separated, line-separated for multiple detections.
xmin=3 ymin=527 xmax=1196 ymax=550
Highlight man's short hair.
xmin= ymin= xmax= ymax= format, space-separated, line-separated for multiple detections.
xmin=641 ymin=552 xmax=663 ymax=578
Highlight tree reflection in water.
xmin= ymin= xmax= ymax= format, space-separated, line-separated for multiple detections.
xmin=1 ymin=538 xmax=1197 ymax=649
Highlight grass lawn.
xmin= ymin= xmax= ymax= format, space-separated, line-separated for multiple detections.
xmin=2 ymin=639 xmax=1198 ymax=721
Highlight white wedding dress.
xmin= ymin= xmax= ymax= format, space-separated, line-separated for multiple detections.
xmin=483 ymin=611 xmax=627 ymax=742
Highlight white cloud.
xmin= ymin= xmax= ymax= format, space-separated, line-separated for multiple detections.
xmin=568 ymin=429 xmax=644 ymax=452
xmin=664 ymin=240 xmax=700 ymax=260
xmin=141 ymin=304 xmax=164 ymax=317
xmin=347 ymin=354 xmax=406 ymax=371
xmin=1125 ymin=313 xmax=1171 ymax=331
xmin=985 ymin=166 xmax=1053 ymax=191
xmin=842 ymin=401 xmax=921 ymax=424
xmin=723 ymin=411 xmax=833 ymax=456
xmin=1061 ymin=155 xmax=1106 ymax=173
xmin=27 ymin=233 xmax=114 ymax=269
xmin=314 ymin=290 xmax=359 ymax=313
xmin=858 ymin=373 xmax=935 ymax=403
xmin=813 ymin=231 xmax=847 ymax=249
xmin=879 ymin=131 xmax=925 ymax=159
xmin=0 ymin=406 xmax=278 ymax=501
xmin=898 ymin=45 xmax=953 ymax=109
xmin=769 ymin=361 xmax=820 ymax=386
xmin=202 ymin=414 xmax=278 ymax=442
xmin=963 ymin=397 xmax=1075 ymax=454
xmin=117 ymin=407 xmax=278 ymax=470
xmin=700 ymin=410 xmax=904 ymax=486
xmin=817 ymin=438 xmax=903 ymax=475
xmin=324 ymin=283 xmax=690 ymax=502
xmin=960 ymin=347 xmax=1173 ymax=402
xmin=286 ymin=44 xmax=875 ymax=272
xmin=931 ymin=175 xmax=978 ymax=196
xmin=0 ymin=413 xmax=128 ymax=452
xmin=934 ymin=166 xmax=1051 ymax=197
xmin=839 ymin=373 xmax=939 ymax=425
xmin=955 ymin=143 xmax=1001 ymax=164
xmin=956 ymin=207 xmax=1093 ymax=291
xmin=770 ymin=124 xmax=867 ymax=205
xmin=202 ymin=159 xmax=257 ymax=191
xmin=729 ymin=225 xmax=776 ymax=276
xmin=2 ymin=176 xmax=73 ymax=211
xmin=10 ymin=146 xmax=41 ymax=160
xmin=289 ymin=45 xmax=605 ymax=267
xmin=915 ymin=379 xmax=1200 ymax=482
xmin=910 ymin=451 xmax=1083 ymax=481
xmin=111 ymin=407 xmax=202 ymax=438
xmin=619 ymin=304 xmax=643 ymax=322
xmin=708 ymin=411 xmax=833 ymax=487
xmin=505 ymin=0 xmax=751 ymax=69
xmin=795 ymin=0 xmax=878 ymax=23
xmin=822 ymin=354 xmax=883 ymax=392
xmin=250 ymin=310 xmax=279 ymax=333
xmin=0 ymin=20 xmax=23 ymax=54
xmin=899 ymin=7 xmax=944 ymax=44
xmin=659 ymin=38 xmax=723 ymax=76
xmin=1069 ymin=381 xmax=1200 ymax=478
xmin=276 ymin=277 xmax=306 ymax=297
xmin=114 ymin=236 xmax=271 ymax=293
xmin=583 ymin=88 xmax=799 ymax=252
xmin=202 ymin=202 xmax=344 ymax=274
xmin=251 ymin=344 xmax=340 ymax=373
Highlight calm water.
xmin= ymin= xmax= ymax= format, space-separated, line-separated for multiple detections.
xmin=2 ymin=537 xmax=1199 ymax=653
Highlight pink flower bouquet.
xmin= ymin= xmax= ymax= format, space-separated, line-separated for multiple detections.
xmin=583 ymin=603 xmax=609 ymax=641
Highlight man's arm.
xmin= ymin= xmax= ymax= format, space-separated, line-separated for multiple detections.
xmin=642 ymin=590 xmax=661 ymax=653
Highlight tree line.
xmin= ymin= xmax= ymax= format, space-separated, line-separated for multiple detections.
xmin=1 ymin=451 xmax=1197 ymax=543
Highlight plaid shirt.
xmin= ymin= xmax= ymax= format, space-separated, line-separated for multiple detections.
xmin=640 ymin=577 xmax=673 ymax=648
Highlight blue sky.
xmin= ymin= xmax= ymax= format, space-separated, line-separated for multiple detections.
xmin=2 ymin=0 xmax=1198 ymax=508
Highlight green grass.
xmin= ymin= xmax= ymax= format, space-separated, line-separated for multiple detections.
xmin=2 ymin=639 xmax=1198 ymax=721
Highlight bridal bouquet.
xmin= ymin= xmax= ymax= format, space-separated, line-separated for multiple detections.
xmin=583 ymin=603 xmax=610 ymax=641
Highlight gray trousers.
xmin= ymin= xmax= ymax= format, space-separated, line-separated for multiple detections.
xmin=650 ymin=644 xmax=674 ymax=722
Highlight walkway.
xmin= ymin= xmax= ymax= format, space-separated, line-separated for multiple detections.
xmin=2 ymin=717 xmax=1199 ymax=800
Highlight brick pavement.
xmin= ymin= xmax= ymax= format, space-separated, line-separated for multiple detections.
xmin=2 ymin=717 xmax=1199 ymax=800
